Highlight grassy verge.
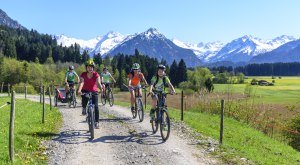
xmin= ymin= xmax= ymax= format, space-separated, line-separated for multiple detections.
xmin=114 ymin=100 xmax=300 ymax=164
xmin=0 ymin=97 xmax=62 ymax=164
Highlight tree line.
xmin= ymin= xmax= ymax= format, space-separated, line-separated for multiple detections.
xmin=211 ymin=62 xmax=300 ymax=76
xmin=0 ymin=25 xmax=94 ymax=64
xmin=110 ymin=49 xmax=188 ymax=89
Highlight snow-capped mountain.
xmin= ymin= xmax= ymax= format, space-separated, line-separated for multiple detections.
xmin=55 ymin=32 xmax=127 ymax=55
xmin=172 ymin=39 xmax=224 ymax=62
xmin=106 ymin=28 xmax=202 ymax=67
xmin=209 ymin=35 xmax=296 ymax=63
xmin=55 ymin=34 xmax=100 ymax=51
xmin=0 ymin=9 xmax=25 ymax=29
xmin=89 ymin=32 xmax=127 ymax=55
xmin=250 ymin=39 xmax=300 ymax=63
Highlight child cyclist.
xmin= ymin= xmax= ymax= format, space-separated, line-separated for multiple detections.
xmin=101 ymin=67 xmax=116 ymax=96
xmin=149 ymin=64 xmax=176 ymax=122
xmin=128 ymin=63 xmax=148 ymax=112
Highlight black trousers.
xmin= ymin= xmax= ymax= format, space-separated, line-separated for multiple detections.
xmin=81 ymin=91 xmax=99 ymax=122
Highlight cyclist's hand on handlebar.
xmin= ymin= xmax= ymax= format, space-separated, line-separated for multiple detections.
xmin=77 ymin=91 xmax=82 ymax=95
xmin=170 ymin=90 xmax=176 ymax=95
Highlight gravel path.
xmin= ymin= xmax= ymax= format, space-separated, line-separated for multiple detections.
xmin=4 ymin=94 xmax=220 ymax=164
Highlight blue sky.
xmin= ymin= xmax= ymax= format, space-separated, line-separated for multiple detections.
xmin=1 ymin=0 xmax=300 ymax=43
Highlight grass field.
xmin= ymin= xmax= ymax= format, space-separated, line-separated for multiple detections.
xmin=214 ymin=76 xmax=300 ymax=105
xmin=0 ymin=97 xmax=62 ymax=164
xmin=114 ymin=100 xmax=300 ymax=164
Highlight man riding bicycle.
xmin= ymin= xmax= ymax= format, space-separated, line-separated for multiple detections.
xmin=77 ymin=59 xmax=103 ymax=129
xmin=101 ymin=67 xmax=116 ymax=97
xmin=128 ymin=63 xmax=148 ymax=112
xmin=65 ymin=65 xmax=80 ymax=98
xmin=149 ymin=64 xmax=176 ymax=122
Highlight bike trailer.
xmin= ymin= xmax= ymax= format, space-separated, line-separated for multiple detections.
xmin=56 ymin=88 xmax=67 ymax=100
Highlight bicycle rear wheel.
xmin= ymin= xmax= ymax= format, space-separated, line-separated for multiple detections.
xmin=108 ymin=90 xmax=114 ymax=107
xmin=137 ymin=98 xmax=144 ymax=122
xmin=88 ymin=106 xmax=95 ymax=139
xmin=101 ymin=91 xmax=106 ymax=105
xmin=151 ymin=109 xmax=159 ymax=134
xmin=160 ymin=109 xmax=170 ymax=141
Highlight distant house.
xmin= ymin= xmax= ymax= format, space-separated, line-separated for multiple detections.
xmin=257 ymin=80 xmax=274 ymax=86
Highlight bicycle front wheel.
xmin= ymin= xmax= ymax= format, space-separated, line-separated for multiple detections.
xmin=137 ymin=98 xmax=144 ymax=122
xmin=151 ymin=109 xmax=159 ymax=134
xmin=88 ymin=106 xmax=95 ymax=139
xmin=108 ymin=90 xmax=114 ymax=107
xmin=160 ymin=109 xmax=170 ymax=141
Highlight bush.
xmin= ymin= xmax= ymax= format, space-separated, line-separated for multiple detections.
xmin=285 ymin=116 xmax=300 ymax=151
xmin=250 ymin=78 xmax=258 ymax=85
xmin=13 ymin=83 xmax=37 ymax=94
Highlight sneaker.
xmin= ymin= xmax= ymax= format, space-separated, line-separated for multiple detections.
xmin=82 ymin=108 xmax=86 ymax=115
xmin=131 ymin=106 xmax=135 ymax=113
xmin=95 ymin=122 xmax=99 ymax=129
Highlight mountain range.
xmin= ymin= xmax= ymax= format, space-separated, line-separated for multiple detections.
xmin=2 ymin=8 xmax=300 ymax=67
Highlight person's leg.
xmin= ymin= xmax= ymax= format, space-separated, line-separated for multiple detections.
xmin=150 ymin=94 xmax=157 ymax=121
xmin=130 ymin=89 xmax=135 ymax=111
xmin=92 ymin=93 xmax=99 ymax=122
xmin=81 ymin=94 xmax=88 ymax=115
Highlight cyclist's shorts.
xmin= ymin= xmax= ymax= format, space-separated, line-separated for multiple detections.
xmin=129 ymin=85 xmax=141 ymax=91
xmin=67 ymin=81 xmax=75 ymax=88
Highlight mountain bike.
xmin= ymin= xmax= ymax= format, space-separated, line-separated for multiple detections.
xmin=100 ymin=83 xmax=114 ymax=107
xmin=131 ymin=86 xmax=146 ymax=122
xmin=68 ymin=82 xmax=77 ymax=108
xmin=82 ymin=92 xmax=96 ymax=140
xmin=151 ymin=91 xmax=172 ymax=141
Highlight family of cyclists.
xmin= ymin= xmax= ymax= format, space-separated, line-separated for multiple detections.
xmin=64 ymin=59 xmax=176 ymax=130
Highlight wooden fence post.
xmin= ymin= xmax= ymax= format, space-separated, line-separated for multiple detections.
xmin=1 ymin=82 xmax=3 ymax=93
xmin=8 ymin=83 xmax=11 ymax=96
xmin=9 ymin=91 xmax=15 ymax=162
xmin=42 ymin=86 xmax=45 ymax=123
xmin=48 ymin=86 xmax=52 ymax=110
xmin=144 ymin=88 xmax=147 ymax=109
xmin=220 ymin=100 xmax=225 ymax=144
xmin=40 ymin=85 xmax=42 ymax=103
xmin=25 ymin=84 xmax=27 ymax=99
xmin=181 ymin=90 xmax=184 ymax=121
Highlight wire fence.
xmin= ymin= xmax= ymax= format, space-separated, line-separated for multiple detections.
xmin=1 ymin=82 xmax=299 ymax=146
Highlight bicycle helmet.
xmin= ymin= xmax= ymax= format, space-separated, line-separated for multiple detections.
xmin=69 ymin=65 xmax=74 ymax=70
xmin=85 ymin=59 xmax=95 ymax=67
xmin=157 ymin=64 xmax=166 ymax=70
xmin=132 ymin=63 xmax=140 ymax=70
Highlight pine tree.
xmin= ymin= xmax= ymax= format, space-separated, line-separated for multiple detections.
xmin=94 ymin=53 xmax=102 ymax=65
xmin=81 ymin=50 xmax=89 ymax=63
xmin=169 ymin=60 xmax=178 ymax=86
xmin=177 ymin=59 xmax=187 ymax=83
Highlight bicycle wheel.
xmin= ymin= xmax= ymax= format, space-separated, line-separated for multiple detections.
xmin=68 ymin=93 xmax=72 ymax=108
xmin=101 ymin=90 xmax=106 ymax=105
xmin=88 ymin=106 xmax=95 ymax=139
xmin=151 ymin=109 xmax=159 ymax=134
xmin=108 ymin=90 xmax=114 ymax=107
xmin=160 ymin=109 xmax=170 ymax=141
xmin=137 ymin=98 xmax=144 ymax=122
xmin=132 ymin=102 xmax=137 ymax=119
xmin=72 ymin=93 xmax=77 ymax=108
